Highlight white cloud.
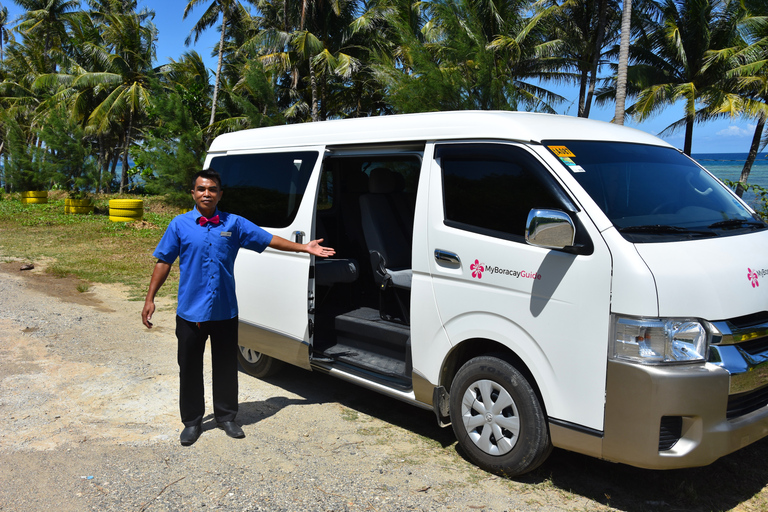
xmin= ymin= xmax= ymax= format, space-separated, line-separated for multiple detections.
xmin=716 ymin=125 xmax=752 ymax=138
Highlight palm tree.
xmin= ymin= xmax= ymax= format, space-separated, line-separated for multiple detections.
xmin=13 ymin=0 xmax=79 ymax=73
xmin=0 ymin=5 xmax=12 ymax=63
xmin=73 ymin=7 xmax=157 ymax=193
xmin=626 ymin=0 xmax=737 ymax=155
xmin=183 ymin=0 xmax=252 ymax=127
xmin=545 ymin=0 xmax=622 ymax=118
xmin=243 ymin=0 xmax=363 ymax=121
xmin=705 ymin=1 xmax=767 ymax=197
xmin=359 ymin=0 xmax=563 ymax=114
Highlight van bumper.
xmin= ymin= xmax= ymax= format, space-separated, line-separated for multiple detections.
xmin=601 ymin=359 xmax=768 ymax=469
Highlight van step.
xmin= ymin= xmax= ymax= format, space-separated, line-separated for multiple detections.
xmin=320 ymin=343 xmax=408 ymax=381
xmin=334 ymin=307 xmax=410 ymax=355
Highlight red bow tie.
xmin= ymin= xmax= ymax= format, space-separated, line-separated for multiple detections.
xmin=199 ymin=215 xmax=220 ymax=226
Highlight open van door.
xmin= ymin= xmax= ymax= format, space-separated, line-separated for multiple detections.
xmin=208 ymin=147 xmax=326 ymax=371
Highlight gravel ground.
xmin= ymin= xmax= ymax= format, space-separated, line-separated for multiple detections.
xmin=0 ymin=260 xmax=615 ymax=512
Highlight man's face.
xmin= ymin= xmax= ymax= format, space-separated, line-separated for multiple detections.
xmin=191 ymin=177 xmax=223 ymax=217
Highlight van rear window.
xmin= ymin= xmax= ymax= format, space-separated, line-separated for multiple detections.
xmin=209 ymin=151 xmax=319 ymax=228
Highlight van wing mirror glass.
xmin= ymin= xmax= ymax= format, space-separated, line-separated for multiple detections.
xmin=525 ymin=209 xmax=580 ymax=252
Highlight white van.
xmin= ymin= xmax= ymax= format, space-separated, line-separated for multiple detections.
xmin=204 ymin=111 xmax=768 ymax=476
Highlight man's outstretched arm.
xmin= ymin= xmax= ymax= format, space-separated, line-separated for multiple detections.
xmin=269 ymin=236 xmax=336 ymax=258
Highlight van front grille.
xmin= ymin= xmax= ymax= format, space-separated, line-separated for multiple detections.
xmin=727 ymin=385 xmax=768 ymax=420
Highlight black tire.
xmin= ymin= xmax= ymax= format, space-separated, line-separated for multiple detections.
xmin=237 ymin=346 xmax=285 ymax=378
xmin=449 ymin=356 xmax=552 ymax=477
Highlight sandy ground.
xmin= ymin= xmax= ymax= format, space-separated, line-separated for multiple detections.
xmin=0 ymin=260 xmax=607 ymax=512
xmin=2 ymin=259 xmax=768 ymax=512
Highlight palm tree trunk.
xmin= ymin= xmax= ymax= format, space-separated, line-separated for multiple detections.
xmin=97 ymin=134 xmax=105 ymax=193
xmin=209 ymin=12 xmax=227 ymax=127
xmin=107 ymin=150 xmax=119 ymax=194
xmin=578 ymin=70 xmax=588 ymax=117
xmin=683 ymin=115 xmax=694 ymax=156
xmin=614 ymin=0 xmax=632 ymax=125
xmin=736 ymin=114 xmax=766 ymax=198
xmin=310 ymin=60 xmax=319 ymax=122
xmin=120 ymin=113 xmax=134 ymax=194
xmin=584 ymin=0 xmax=608 ymax=118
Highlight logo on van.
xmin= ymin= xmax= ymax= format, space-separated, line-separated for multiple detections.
xmin=470 ymin=259 xmax=542 ymax=281
xmin=748 ymin=268 xmax=768 ymax=288
xmin=471 ymin=259 xmax=485 ymax=279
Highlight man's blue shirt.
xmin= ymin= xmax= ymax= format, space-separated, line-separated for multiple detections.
xmin=153 ymin=208 xmax=273 ymax=322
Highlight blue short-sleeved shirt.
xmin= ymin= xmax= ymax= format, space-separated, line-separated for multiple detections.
xmin=153 ymin=207 xmax=273 ymax=322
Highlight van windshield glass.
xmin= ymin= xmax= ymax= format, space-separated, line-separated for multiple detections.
xmin=543 ymin=141 xmax=766 ymax=242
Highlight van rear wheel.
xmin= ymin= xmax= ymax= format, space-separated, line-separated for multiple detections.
xmin=449 ymin=356 xmax=552 ymax=477
xmin=237 ymin=346 xmax=284 ymax=378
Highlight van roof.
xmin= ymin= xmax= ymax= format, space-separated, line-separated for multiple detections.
xmin=207 ymin=110 xmax=670 ymax=153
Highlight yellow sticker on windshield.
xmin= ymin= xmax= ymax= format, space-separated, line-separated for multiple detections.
xmin=548 ymin=146 xmax=575 ymax=158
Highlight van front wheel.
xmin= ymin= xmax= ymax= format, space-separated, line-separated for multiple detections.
xmin=449 ymin=356 xmax=552 ymax=477
xmin=237 ymin=346 xmax=284 ymax=378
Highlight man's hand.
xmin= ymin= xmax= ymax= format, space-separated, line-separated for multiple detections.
xmin=306 ymin=238 xmax=336 ymax=258
xmin=142 ymin=261 xmax=172 ymax=329
xmin=142 ymin=301 xmax=156 ymax=329
xmin=269 ymin=236 xmax=336 ymax=257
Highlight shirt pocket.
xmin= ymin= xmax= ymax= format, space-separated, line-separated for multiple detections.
xmin=212 ymin=231 xmax=238 ymax=261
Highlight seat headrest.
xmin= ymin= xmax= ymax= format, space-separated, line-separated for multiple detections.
xmin=368 ymin=167 xmax=404 ymax=194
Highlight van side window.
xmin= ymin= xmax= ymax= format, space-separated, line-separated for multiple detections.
xmin=437 ymin=144 xmax=569 ymax=242
xmin=210 ymin=151 xmax=319 ymax=228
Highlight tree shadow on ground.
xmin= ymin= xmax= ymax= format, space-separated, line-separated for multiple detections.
xmin=240 ymin=364 xmax=768 ymax=511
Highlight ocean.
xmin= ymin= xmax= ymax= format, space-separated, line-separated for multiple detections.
xmin=693 ymin=152 xmax=768 ymax=208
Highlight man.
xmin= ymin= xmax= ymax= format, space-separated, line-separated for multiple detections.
xmin=142 ymin=169 xmax=334 ymax=446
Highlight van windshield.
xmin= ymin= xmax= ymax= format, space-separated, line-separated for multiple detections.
xmin=543 ymin=141 xmax=766 ymax=242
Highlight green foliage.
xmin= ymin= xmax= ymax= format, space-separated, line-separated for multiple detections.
xmin=36 ymin=106 xmax=99 ymax=194
xmin=725 ymin=180 xmax=768 ymax=220
xmin=221 ymin=61 xmax=283 ymax=129
xmin=133 ymin=85 xmax=206 ymax=205
xmin=0 ymin=0 xmax=765 ymax=198
xmin=3 ymin=116 xmax=45 ymax=191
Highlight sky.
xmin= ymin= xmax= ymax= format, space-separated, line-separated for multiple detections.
xmin=2 ymin=0 xmax=763 ymax=155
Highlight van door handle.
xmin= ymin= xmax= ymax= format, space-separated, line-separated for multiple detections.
xmin=434 ymin=249 xmax=461 ymax=265
xmin=294 ymin=231 xmax=305 ymax=244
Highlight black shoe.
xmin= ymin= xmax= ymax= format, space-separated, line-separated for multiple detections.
xmin=218 ymin=421 xmax=245 ymax=439
xmin=180 ymin=424 xmax=202 ymax=446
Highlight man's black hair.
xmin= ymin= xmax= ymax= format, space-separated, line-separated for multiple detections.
xmin=192 ymin=169 xmax=222 ymax=189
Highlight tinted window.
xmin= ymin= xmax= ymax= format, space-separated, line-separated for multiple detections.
xmin=210 ymin=151 xmax=319 ymax=228
xmin=544 ymin=141 xmax=766 ymax=242
xmin=438 ymin=144 xmax=571 ymax=241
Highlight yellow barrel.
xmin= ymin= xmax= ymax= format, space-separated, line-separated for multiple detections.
xmin=65 ymin=198 xmax=94 ymax=214
xmin=109 ymin=199 xmax=143 ymax=222
xmin=21 ymin=191 xmax=48 ymax=204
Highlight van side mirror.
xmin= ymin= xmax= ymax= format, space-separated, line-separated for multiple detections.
xmin=525 ymin=209 xmax=586 ymax=254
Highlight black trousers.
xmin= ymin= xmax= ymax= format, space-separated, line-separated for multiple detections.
xmin=176 ymin=316 xmax=239 ymax=427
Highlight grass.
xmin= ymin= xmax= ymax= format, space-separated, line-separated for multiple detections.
xmin=0 ymin=192 xmax=181 ymax=300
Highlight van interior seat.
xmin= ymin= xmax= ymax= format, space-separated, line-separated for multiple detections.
xmin=359 ymin=167 xmax=413 ymax=290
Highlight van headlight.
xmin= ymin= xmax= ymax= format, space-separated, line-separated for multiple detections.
xmin=610 ymin=316 xmax=709 ymax=364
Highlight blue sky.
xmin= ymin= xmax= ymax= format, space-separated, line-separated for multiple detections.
xmin=2 ymin=0 xmax=763 ymax=155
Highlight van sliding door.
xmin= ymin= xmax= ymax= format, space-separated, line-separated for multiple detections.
xmin=210 ymin=147 xmax=325 ymax=370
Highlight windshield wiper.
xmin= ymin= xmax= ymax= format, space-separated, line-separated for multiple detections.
xmin=707 ymin=219 xmax=766 ymax=230
xmin=618 ymin=225 xmax=717 ymax=237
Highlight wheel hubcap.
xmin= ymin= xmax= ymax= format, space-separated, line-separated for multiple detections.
xmin=239 ymin=346 xmax=262 ymax=364
xmin=461 ymin=379 xmax=520 ymax=456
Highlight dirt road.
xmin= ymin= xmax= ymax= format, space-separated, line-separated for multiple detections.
xmin=1 ymin=260 xmax=767 ymax=511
